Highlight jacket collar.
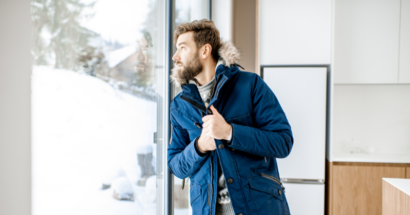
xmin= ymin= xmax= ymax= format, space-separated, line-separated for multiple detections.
xmin=180 ymin=63 xmax=242 ymax=111
xmin=176 ymin=40 xmax=243 ymax=114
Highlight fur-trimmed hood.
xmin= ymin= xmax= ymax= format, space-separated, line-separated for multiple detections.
xmin=170 ymin=40 xmax=241 ymax=85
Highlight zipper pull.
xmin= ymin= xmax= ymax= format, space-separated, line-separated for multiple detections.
xmin=265 ymin=157 xmax=267 ymax=163
xmin=182 ymin=176 xmax=191 ymax=189
xmin=233 ymin=63 xmax=245 ymax=70
xmin=194 ymin=122 xmax=202 ymax=128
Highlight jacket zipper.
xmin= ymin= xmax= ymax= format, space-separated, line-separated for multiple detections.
xmin=208 ymin=75 xmax=222 ymax=215
xmin=214 ymin=77 xmax=227 ymax=99
xmin=181 ymin=74 xmax=223 ymax=215
xmin=209 ymin=155 xmax=213 ymax=214
xmin=261 ymin=173 xmax=282 ymax=186
xmin=211 ymin=74 xmax=221 ymax=99
xmin=207 ymin=74 xmax=222 ymax=114
xmin=261 ymin=173 xmax=285 ymax=191
xmin=180 ymin=95 xmax=206 ymax=114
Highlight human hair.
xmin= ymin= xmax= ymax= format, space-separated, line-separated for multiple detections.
xmin=173 ymin=19 xmax=221 ymax=61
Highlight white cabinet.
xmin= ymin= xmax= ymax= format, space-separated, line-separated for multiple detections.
xmin=259 ymin=0 xmax=331 ymax=65
xmin=400 ymin=0 xmax=410 ymax=83
xmin=333 ymin=0 xmax=401 ymax=84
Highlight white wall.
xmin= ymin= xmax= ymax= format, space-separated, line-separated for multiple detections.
xmin=0 ymin=1 xmax=32 ymax=215
xmin=332 ymin=85 xmax=410 ymax=153
xmin=211 ymin=0 xmax=233 ymax=42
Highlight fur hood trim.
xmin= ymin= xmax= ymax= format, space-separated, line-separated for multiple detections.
xmin=171 ymin=40 xmax=241 ymax=85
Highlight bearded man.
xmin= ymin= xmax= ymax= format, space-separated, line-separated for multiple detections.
xmin=168 ymin=19 xmax=294 ymax=215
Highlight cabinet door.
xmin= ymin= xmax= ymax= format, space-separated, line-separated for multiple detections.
xmin=407 ymin=167 xmax=410 ymax=179
xmin=400 ymin=0 xmax=410 ymax=83
xmin=332 ymin=164 xmax=406 ymax=215
xmin=259 ymin=0 xmax=331 ymax=65
xmin=333 ymin=0 xmax=401 ymax=84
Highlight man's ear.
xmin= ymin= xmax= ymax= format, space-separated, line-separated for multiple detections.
xmin=200 ymin=44 xmax=212 ymax=59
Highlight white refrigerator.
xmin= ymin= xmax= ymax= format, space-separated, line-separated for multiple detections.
xmin=262 ymin=66 xmax=328 ymax=215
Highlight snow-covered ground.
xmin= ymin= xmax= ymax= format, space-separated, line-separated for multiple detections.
xmin=31 ymin=66 xmax=163 ymax=215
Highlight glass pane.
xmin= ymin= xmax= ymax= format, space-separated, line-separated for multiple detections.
xmin=31 ymin=0 xmax=167 ymax=214
xmin=171 ymin=1 xmax=210 ymax=215
xmin=171 ymin=0 xmax=210 ymax=99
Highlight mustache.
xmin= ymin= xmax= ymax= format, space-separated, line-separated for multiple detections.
xmin=170 ymin=62 xmax=185 ymax=85
xmin=170 ymin=52 xmax=202 ymax=85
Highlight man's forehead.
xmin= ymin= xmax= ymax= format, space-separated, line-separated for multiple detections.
xmin=176 ymin=32 xmax=194 ymax=47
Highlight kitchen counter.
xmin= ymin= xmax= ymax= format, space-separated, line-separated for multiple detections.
xmin=332 ymin=151 xmax=410 ymax=163
xmin=382 ymin=178 xmax=410 ymax=215
xmin=383 ymin=178 xmax=410 ymax=196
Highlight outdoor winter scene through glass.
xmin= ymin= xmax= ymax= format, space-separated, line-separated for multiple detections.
xmin=31 ymin=0 xmax=165 ymax=214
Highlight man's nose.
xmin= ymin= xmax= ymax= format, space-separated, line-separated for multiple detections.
xmin=172 ymin=52 xmax=180 ymax=62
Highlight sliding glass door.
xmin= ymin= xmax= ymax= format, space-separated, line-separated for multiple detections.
xmin=170 ymin=1 xmax=210 ymax=215
xmin=31 ymin=0 xmax=167 ymax=214
xmin=31 ymin=0 xmax=210 ymax=214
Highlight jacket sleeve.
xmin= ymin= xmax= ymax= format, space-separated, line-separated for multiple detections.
xmin=227 ymin=74 xmax=294 ymax=158
xmin=167 ymin=111 xmax=209 ymax=179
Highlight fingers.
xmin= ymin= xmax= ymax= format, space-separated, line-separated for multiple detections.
xmin=203 ymin=105 xmax=220 ymax=122
xmin=202 ymin=115 xmax=215 ymax=126
xmin=202 ymin=127 xmax=214 ymax=138
xmin=202 ymin=115 xmax=212 ymax=122
xmin=210 ymin=105 xmax=219 ymax=115
xmin=202 ymin=119 xmax=212 ymax=128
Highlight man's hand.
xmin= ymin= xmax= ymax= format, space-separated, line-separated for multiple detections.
xmin=197 ymin=129 xmax=216 ymax=152
xmin=202 ymin=105 xmax=232 ymax=140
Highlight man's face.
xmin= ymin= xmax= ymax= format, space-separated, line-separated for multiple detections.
xmin=135 ymin=36 xmax=148 ymax=72
xmin=172 ymin=32 xmax=203 ymax=82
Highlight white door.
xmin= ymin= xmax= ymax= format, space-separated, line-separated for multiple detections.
xmin=283 ymin=183 xmax=325 ymax=215
xmin=263 ymin=67 xmax=327 ymax=180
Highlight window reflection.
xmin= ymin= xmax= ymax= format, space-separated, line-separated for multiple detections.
xmin=31 ymin=0 xmax=165 ymax=214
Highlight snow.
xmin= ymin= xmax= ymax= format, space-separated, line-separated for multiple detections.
xmin=112 ymin=177 xmax=134 ymax=201
xmin=31 ymin=66 xmax=160 ymax=215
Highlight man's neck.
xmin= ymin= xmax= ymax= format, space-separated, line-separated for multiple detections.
xmin=195 ymin=59 xmax=217 ymax=86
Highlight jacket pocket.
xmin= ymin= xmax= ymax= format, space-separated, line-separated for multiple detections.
xmin=190 ymin=184 xmax=202 ymax=214
xmin=225 ymin=113 xmax=252 ymax=126
xmin=248 ymin=174 xmax=289 ymax=215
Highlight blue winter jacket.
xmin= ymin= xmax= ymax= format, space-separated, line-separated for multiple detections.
xmin=168 ymin=41 xmax=294 ymax=215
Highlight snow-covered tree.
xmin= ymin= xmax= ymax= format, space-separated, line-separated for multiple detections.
xmin=31 ymin=0 xmax=100 ymax=70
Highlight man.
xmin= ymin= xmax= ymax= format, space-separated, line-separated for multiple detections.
xmin=168 ymin=19 xmax=293 ymax=215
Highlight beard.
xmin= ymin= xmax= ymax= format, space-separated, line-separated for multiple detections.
xmin=171 ymin=49 xmax=203 ymax=85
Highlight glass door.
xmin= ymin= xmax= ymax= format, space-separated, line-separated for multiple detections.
xmin=170 ymin=1 xmax=211 ymax=215
xmin=31 ymin=0 xmax=167 ymax=214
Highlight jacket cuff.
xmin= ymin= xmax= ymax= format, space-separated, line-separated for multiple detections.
xmin=226 ymin=123 xmax=233 ymax=145
xmin=194 ymin=136 xmax=209 ymax=157
xmin=226 ymin=123 xmax=246 ymax=149
xmin=181 ymin=136 xmax=210 ymax=163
